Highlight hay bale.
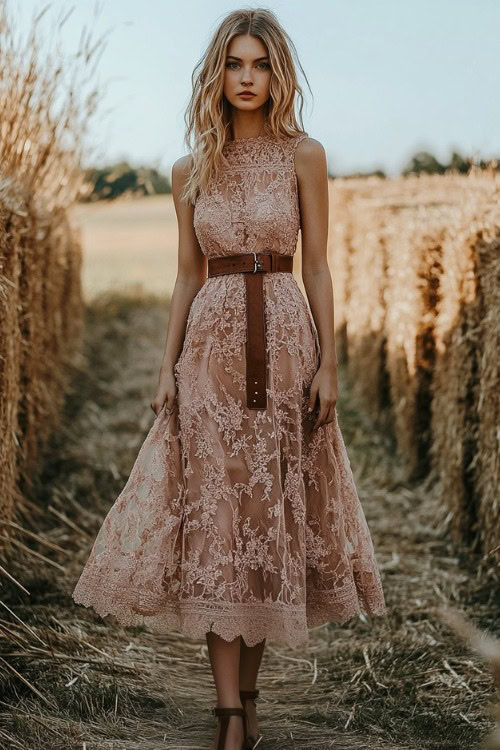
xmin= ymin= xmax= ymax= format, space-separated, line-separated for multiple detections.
xmin=383 ymin=203 xmax=445 ymax=478
xmin=431 ymin=221 xmax=481 ymax=545
xmin=431 ymin=181 xmax=500 ymax=550
xmin=0 ymin=176 xmax=83 ymax=556
xmin=328 ymin=179 xmax=357 ymax=365
xmin=334 ymin=176 xmax=451 ymax=473
xmin=343 ymin=189 xmax=390 ymax=419
xmin=329 ymin=172 xmax=500 ymax=564
xmin=18 ymin=205 xmax=83 ymax=488
xmin=0 ymin=178 xmax=27 ymax=528
xmin=475 ymin=221 xmax=500 ymax=562
xmin=0 ymin=0 xmax=100 ymax=557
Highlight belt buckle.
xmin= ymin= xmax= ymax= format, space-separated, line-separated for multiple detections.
xmin=252 ymin=252 xmax=266 ymax=273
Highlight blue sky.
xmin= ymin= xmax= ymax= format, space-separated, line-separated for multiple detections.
xmin=17 ymin=0 xmax=500 ymax=176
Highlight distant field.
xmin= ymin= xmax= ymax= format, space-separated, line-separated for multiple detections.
xmin=69 ymin=194 xmax=179 ymax=301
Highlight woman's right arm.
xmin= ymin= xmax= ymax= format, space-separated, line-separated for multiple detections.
xmin=151 ymin=154 xmax=206 ymax=415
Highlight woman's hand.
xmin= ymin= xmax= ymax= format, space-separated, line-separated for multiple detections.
xmin=308 ymin=362 xmax=338 ymax=431
xmin=151 ymin=369 xmax=177 ymax=416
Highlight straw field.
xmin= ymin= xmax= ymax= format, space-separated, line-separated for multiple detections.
xmin=0 ymin=182 xmax=83 ymax=545
xmin=0 ymin=2 xmax=102 ymax=557
xmin=329 ymin=172 xmax=500 ymax=567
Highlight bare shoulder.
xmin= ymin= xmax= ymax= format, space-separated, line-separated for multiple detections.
xmin=171 ymin=154 xmax=195 ymax=207
xmin=296 ymin=136 xmax=325 ymax=156
xmin=295 ymin=137 xmax=327 ymax=179
xmin=172 ymin=153 xmax=194 ymax=183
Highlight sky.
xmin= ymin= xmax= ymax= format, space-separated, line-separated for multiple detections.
xmin=16 ymin=0 xmax=500 ymax=177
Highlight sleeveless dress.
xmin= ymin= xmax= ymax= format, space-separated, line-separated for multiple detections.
xmin=72 ymin=132 xmax=387 ymax=649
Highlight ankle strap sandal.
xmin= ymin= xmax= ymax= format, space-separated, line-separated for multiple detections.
xmin=239 ymin=690 xmax=263 ymax=748
xmin=212 ymin=706 xmax=248 ymax=750
xmin=239 ymin=688 xmax=259 ymax=703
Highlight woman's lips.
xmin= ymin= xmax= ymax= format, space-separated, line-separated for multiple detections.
xmin=238 ymin=92 xmax=256 ymax=98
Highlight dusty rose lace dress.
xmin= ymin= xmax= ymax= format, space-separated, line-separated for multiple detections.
xmin=72 ymin=132 xmax=387 ymax=648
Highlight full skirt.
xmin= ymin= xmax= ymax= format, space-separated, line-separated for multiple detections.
xmin=72 ymin=272 xmax=387 ymax=648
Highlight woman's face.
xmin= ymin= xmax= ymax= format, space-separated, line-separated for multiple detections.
xmin=223 ymin=34 xmax=272 ymax=112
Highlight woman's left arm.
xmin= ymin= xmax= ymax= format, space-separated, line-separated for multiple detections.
xmin=295 ymin=136 xmax=338 ymax=431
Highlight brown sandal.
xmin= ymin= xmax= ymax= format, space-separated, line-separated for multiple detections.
xmin=212 ymin=706 xmax=248 ymax=750
xmin=239 ymin=690 xmax=263 ymax=749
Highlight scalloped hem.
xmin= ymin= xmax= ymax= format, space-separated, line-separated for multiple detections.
xmin=72 ymin=592 xmax=387 ymax=649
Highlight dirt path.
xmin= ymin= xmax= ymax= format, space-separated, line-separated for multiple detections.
xmin=1 ymin=295 xmax=497 ymax=750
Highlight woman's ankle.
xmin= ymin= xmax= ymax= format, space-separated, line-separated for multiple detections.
xmin=215 ymin=699 xmax=244 ymax=708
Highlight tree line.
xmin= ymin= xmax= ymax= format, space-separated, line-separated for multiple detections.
xmin=80 ymin=149 xmax=499 ymax=201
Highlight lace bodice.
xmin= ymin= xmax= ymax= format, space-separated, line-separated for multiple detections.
xmin=193 ymin=132 xmax=309 ymax=258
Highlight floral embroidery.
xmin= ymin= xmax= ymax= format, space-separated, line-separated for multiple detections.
xmin=72 ymin=133 xmax=387 ymax=648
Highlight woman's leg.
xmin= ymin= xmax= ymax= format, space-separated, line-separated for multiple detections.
xmin=239 ymin=637 xmax=266 ymax=740
xmin=206 ymin=631 xmax=244 ymax=749
xmin=239 ymin=636 xmax=265 ymax=689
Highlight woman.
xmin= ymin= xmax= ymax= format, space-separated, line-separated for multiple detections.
xmin=73 ymin=8 xmax=387 ymax=750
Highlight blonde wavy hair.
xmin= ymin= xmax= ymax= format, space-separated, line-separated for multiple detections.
xmin=181 ymin=7 xmax=311 ymax=205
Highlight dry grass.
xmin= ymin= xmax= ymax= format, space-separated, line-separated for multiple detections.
xmin=0 ymin=1 xmax=104 ymax=556
xmin=0 ymin=292 xmax=498 ymax=750
xmin=438 ymin=607 xmax=500 ymax=750
xmin=0 ymin=0 xmax=104 ymax=209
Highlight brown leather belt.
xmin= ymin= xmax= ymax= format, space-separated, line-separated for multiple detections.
xmin=207 ymin=252 xmax=294 ymax=409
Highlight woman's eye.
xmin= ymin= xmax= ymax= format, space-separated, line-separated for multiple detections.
xmin=226 ymin=62 xmax=271 ymax=70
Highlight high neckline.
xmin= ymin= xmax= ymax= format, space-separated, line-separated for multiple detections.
xmin=225 ymin=134 xmax=272 ymax=145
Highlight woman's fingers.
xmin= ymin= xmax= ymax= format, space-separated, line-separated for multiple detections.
xmin=308 ymin=384 xmax=318 ymax=413
xmin=151 ymin=386 xmax=178 ymax=415
xmin=312 ymin=397 xmax=337 ymax=431
xmin=326 ymin=403 xmax=337 ymax=424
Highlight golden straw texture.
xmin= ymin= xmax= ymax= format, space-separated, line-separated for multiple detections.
xmin=330 ymin=172 xmax=500 ymax=565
